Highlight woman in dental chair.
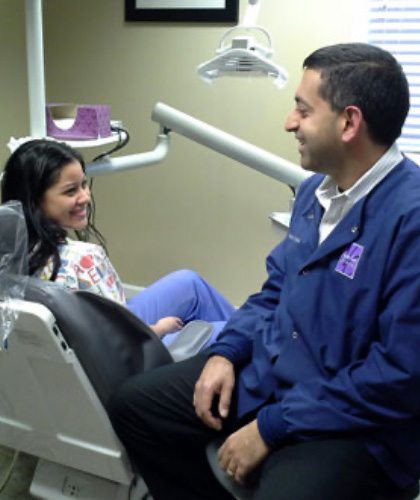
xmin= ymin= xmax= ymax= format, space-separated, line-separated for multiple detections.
xmin=1 ymin=139 xmax=234 ymax=347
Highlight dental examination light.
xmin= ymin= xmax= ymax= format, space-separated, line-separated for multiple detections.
xmin=197 ymin=0 xmax=288 ymax=87
xmin=21 ymin=1 xmax=306 ymax=192
xmin=86 ymin=102 xmax=310 ymax=193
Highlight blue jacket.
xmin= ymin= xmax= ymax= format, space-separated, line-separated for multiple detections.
xmin=211 ymin=157 xmax=420 ymax=487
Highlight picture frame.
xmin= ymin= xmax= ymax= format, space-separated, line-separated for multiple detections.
xmin=125 ymin=0 xmax=239 ymax=23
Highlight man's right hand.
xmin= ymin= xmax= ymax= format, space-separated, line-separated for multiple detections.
xmin=193 ymin=355 xmax=235 ymax=430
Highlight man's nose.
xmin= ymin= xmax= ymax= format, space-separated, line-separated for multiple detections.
xmin=285 ymin=110 xmax=298 ymax=132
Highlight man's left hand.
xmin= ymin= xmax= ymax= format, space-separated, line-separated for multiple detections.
xmin=218 ymin=419 xmax=270 ymax=484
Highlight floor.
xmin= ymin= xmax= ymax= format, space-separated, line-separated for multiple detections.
xmin=0 ymin=446 xmax=153 ymax=500
xmin=0 ymin=446 xmax=37 ymax=499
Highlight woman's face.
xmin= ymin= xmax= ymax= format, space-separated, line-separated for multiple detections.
xmin=40 ymin=160 xmax=91 ymax=231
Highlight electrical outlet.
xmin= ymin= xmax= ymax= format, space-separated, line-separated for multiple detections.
xmin=62 ymin=476 xmax=81 ymax=498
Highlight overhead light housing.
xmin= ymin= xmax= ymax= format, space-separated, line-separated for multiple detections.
xmin=197 ymin=0 xmax=288 ymax=87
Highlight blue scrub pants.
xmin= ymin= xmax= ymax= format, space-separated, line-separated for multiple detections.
xmin=126 ymin=269 xmax=235 ymax=347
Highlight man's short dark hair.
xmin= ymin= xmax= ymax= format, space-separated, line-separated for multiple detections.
xmin=303 ymin=43 xmax=409 ymax=146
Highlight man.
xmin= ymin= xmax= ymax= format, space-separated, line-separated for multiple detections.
xmin=109 ymin=43 xmax=420 ymax=499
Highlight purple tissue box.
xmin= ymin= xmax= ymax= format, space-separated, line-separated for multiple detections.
xmin=46 ymin=103 xmax=111 ymax=140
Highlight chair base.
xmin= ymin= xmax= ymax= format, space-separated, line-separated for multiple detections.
xmin=30 ymin=459 xmax=148 ymax=500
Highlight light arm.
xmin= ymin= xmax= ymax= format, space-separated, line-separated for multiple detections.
xmin=85 ymin=132 xmax=170 ymax=177
xmin=151 ymin=102 xmax=309 ymax=191
xmin=242 ymin=0 xmax=261 ymax=27
xmin=86 ymin=102 xmax=309 ymax=191
xmin=24 ymin=2 xmax=306 ymax=191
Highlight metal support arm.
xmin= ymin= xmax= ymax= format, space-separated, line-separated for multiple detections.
xmin=85 ymin=132 xmax=170 ymax=177
xmin=85 ymin=102 xmax=309 ymax=192
xmin=151 ymin=103 xmax=310 ymax=191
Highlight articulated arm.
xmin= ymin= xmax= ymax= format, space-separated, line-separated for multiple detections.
xmin=86 ymin=102 xmax=309 ymax=192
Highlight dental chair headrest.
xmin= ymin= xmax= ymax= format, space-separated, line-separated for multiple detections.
xmin=0 ymin=201 xmax=28 ymax=285
xmin=0 ymin=202 xmax=28 ymax=273
xmin=25 ymin=278 xmax=173 ymax=405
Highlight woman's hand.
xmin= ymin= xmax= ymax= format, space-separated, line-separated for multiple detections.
xmin=150 ymin=316 xmax=184 ymax=337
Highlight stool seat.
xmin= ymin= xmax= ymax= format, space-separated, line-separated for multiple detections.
xmin=206 ymin=438 xmax=420 ymax=500
xmin=375 ymin=485 xmax=420 ymax=500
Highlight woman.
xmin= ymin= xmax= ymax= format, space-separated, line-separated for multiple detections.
xmin=1 ymin=139 xmax=234 ymax=343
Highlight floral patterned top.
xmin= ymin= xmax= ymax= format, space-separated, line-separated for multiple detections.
xmin=37 ymin=239 xmax=126 ymax=304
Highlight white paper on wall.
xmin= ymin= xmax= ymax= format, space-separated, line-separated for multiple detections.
xmin=136 ymin=1 xmax=225 ymax=9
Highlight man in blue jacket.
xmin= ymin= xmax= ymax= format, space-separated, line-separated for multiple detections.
xmin=109 ymin=43 xmax=420 ymax=499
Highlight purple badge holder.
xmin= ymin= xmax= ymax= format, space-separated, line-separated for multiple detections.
xmin=46 ymin=103 xmax=111 ymax=140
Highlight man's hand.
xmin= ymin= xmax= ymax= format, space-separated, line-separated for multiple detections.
xmin=193 ymin=356 xmax=235 ymax=430
xmin=218 ymin=420 xmax=270 ymax=484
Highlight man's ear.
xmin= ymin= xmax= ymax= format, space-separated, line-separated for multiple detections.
xmin=341 ymin=106 xmax=363 ymax=143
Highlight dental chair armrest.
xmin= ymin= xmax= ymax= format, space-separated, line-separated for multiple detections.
xmin=167 ymin=320 xmax=214 ymax=362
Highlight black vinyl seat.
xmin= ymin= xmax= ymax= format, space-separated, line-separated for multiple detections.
xmin=206 ymin=439 xmax=420 ymax=500
xmin=25 ymin=277 xmax=174 ymax=406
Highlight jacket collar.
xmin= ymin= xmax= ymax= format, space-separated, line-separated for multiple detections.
xmin=296 ymin=156 xmax=410 ymax=270
xmin=300 ymin=196 xmax=364 ymax=269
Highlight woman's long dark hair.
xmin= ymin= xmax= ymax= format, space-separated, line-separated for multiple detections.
xmin=1 ymin=139 xmax=106 ymax=280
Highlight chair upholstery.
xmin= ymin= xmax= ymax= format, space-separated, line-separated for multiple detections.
xmin=0 ymin=276 xmax=174 ymax=493
xmin=25 ymin=278 xmax=173 ymax=406
xmin=0 ymin=201 xmax=28 ymax=277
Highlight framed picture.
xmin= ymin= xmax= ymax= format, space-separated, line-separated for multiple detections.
xmin=125 ymin=0 xmax=239 ymax=23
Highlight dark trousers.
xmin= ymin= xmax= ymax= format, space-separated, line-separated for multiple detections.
xmin=108 ymin=354 xmax=405 ymax=500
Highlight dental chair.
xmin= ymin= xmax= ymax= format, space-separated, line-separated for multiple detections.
xmin=2 ymin=280 xmax=172 ymax=500
xmin=0 ymin=202 xmax=213 ymax=500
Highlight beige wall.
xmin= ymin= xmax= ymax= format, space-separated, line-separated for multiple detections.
xmin=0 ymin=1 xmax=28 ymax=161
xmin=1 ymin=0 xmax=355 ymax=304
